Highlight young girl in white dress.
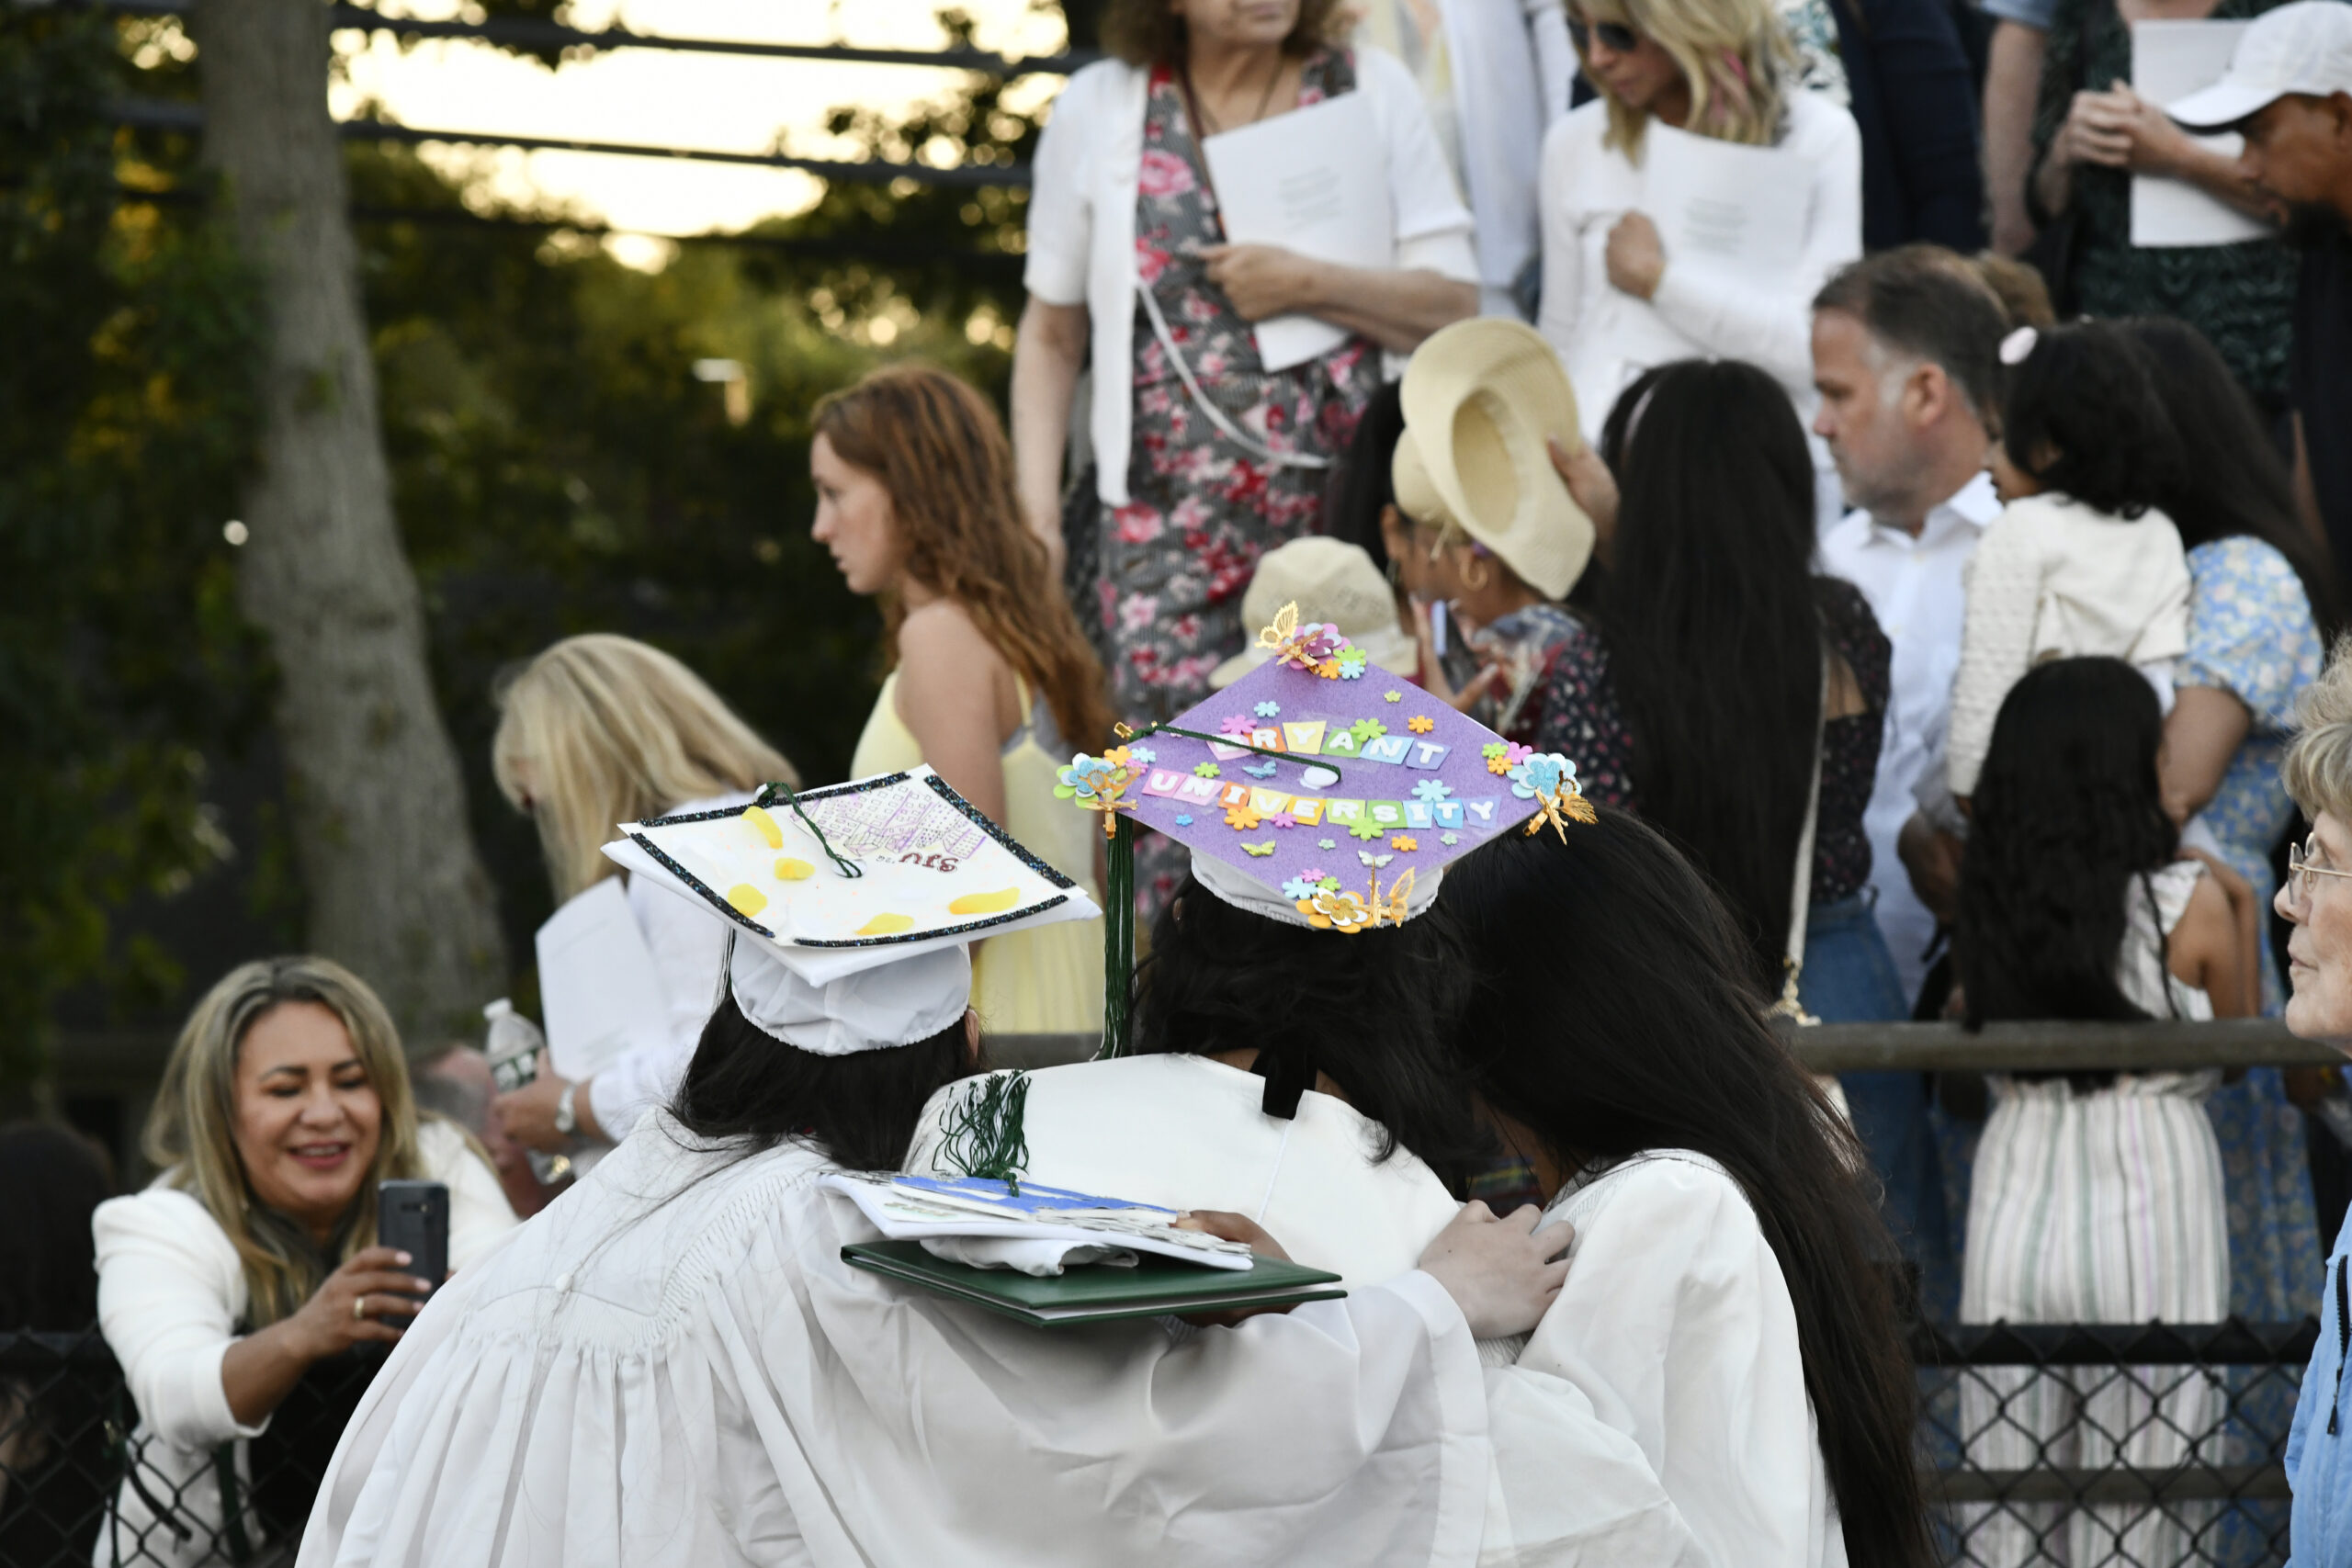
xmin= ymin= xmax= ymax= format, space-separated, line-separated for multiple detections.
xmin=1951 ymin=656 xmax=2255 ymax=1568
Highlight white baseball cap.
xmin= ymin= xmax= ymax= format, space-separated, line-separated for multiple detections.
xmin=2168 ymin=0 xmax=2352 ymax=130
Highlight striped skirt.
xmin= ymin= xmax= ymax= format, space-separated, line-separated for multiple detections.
xmin=1957 ymin=1074 xmax=2230 ymax=1567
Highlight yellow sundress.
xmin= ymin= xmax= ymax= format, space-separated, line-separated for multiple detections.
xmin=850 ymin=671 xmax=1104 ymax=1033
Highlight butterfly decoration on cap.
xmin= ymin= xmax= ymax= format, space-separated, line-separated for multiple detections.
xmin=1296 ymin=865 xmax=1417 ymax=934
xmin=1253 ymin=603 xmax=1367 ymax=681
xmin=1508 ymin=751 xmax=1597 ymax=840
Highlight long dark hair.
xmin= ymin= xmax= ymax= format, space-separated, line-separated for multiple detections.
xmin=2124 ymin=316 xmax=2341 ymax=637
xmin=1592 ymin=359 xmax=1830 ymax=989
xmin=670 ymin=991 xmax=970 ymax=1172
xmin=1133 ymin=874 xmax=1493 ymax=1191
xmin=1324 ymin=378 xmax=1405 ymax=577
xmin=1447 ymin=814 xmax=1933 ymax=1568
xmin=1955 ymin=658 xmax=2180 ymax=1030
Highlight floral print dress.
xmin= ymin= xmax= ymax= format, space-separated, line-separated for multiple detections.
xmin=1108 ymin=48 xmax=1385 ymax=908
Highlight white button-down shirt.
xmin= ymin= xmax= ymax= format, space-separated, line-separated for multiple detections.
xmin=1817 ymin=472 xmax=1999 ymax=1008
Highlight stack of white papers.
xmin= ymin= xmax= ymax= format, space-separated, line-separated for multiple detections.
xmin=822 ymin=1172 xmax=1256 ymax=1271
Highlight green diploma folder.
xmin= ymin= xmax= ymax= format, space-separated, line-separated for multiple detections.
xmin=842 ymin=1240 xmax=1345 ymax=1328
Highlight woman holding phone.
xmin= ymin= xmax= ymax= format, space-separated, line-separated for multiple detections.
xmin=92 ymin=957 xmax=514 ymax=1567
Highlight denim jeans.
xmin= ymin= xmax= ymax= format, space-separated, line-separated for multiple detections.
xmin=1803 ymin=893 xmax=1956 ymax=1315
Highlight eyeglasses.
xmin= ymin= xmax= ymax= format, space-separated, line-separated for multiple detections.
xmin=1567 ymin=16 xmax=1642 ymax=53
xmin=2285 ymin=835 xmax=2352 ymax=911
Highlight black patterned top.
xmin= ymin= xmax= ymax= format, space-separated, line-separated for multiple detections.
xmin=2030 ymin=0 xmax=2298 ymax=400
xmin=1531 ymin=578 xmax=1892 ymax=906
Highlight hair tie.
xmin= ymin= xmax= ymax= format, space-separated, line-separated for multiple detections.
xmin=1998 ymin=325 xmax=2039 ymax=366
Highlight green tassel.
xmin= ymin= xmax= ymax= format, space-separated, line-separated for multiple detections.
xmin=938 ymin=1068 xmax=1031 ymax=1193
xmin=1100 ymin=816 xmax=1136 ymax=1058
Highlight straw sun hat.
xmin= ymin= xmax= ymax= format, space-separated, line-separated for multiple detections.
xmin=1207 ymin=536 xmax=1419 ymax=690
xmin=1390 ymin=319 xmax=1593 ymax=601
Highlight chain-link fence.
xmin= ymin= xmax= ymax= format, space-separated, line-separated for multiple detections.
xmin=0 ymin=1316 xmax=2323 ymax=1566
xmin=0 ymin=1327 xmax=385 ymax=1568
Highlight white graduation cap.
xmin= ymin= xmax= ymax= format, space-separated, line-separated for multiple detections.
xmin=604 ymin=766 xmax=1101 ymax=1055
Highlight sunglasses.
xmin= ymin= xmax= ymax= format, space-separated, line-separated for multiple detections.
xmin=1567 ymin=16 xmax=1642 ymax=53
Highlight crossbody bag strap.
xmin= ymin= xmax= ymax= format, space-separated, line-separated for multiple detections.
xmin=1769 ymin=649 xmax=1832 ymax=1027
xmin=1135 ymin=280 xmax=1332 ymax=472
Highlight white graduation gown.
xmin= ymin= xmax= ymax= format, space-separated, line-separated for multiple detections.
xmin=1512 ymin=1152 xmax=1850 ymax=1568
xmin=910 ymin=1059 xmax=1720 ymax=1564
xmin=296 ymin=1116 xmax=1651 ymax=1568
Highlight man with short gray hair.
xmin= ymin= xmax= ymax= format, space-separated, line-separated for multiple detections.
xmin=1810 ymin=246 xmax=2008 ymax=1310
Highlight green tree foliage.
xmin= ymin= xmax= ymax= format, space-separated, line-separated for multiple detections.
xmin=9 ymin=5 xmax=1046 ymax=1068
xmin=0 ymin=8 xmax=269 ymax=1091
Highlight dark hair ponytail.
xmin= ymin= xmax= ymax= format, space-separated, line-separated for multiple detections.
xmin=1448 ymin=814 xmax=1934 ymax=1568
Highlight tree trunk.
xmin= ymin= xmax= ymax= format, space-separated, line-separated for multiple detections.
xmin=198 ymin=0 xmax=506 ymax=1044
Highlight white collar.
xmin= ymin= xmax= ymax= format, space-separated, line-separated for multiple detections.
xmin=1846 ymin=470 xmax=2000 ymax=550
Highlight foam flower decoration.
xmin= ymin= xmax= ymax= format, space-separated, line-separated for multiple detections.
xmin=1194 ymin=762 xmax=1221 ymax=779
xmin=1480 ymin=742 xmax=1510 ymax=761
xmin=1224 ymin=803 xmax=1263 ymax=830
xmin=1053 ymin=750 xmax=1144 ymax=837
xmin=1411 ymin=779 xmax=1454 ymax=804
xmin=1254 ymin=701 xmax=1280 ymax=718
xmin=1054 ymin=754 xmax=1117 ymax=802
xmin=1299 ymin=866 xmax=1327 ymax=883
xmin=1391 ymin=835 xmax=1419 ymax=852
xmin=1487 ymin=751 xmax=1514 ymax=775
xmin=1348 ymin=717 xmax=1386 ymax=744
xmin=1297 ymin=887 xmax=1374 ymax=934
xmin=1175 ymin=814 xmax=1193 ymax=826
xmin=1317 ymin=838 xmax=1337 ymax=851
xmin=1268 ymin=811 xmax=1298 ymax=829
xmin=1383 ymin=690 xmax=1402 ymax=703
xmin=1315 ymin=659 xmax=1342 ymax=680
xmin=1102 ymin=746 xmax=1133 ymax=768
xmin=1336 ymin=649 xmax=1368 ymax=680
xmin=1347 ymin=818 xmax=1387 ymax=841
xmin=1282 ymin=875 xmax=1324 ymax=901
xmin=1125 ymin=744 xmax=1156 ymax=766
xmin=1219 ymin=715 xmax=1257 ymax=738
xmin=1407 ymin=715 xmax=1435 ymax=735
xmin=1507 ymin=752 xmax=1572 ymax=802
xmin=1317 ymin=874 xmax=1342 ymax=892
xmin=1440 ymin=832 xmax=1459 ymax=846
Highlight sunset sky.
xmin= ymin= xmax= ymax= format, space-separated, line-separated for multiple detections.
xmin=322 ymin=0 xmax=1063 ymax=263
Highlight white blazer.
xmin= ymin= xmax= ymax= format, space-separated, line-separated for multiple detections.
xmin=91 ymin=1119 xmax=516 ymax=1568
xmin=1024 ymin=48 xmax=1477 ymax=507
xmin=1536 ymin=93 xmax=1862 ymax=444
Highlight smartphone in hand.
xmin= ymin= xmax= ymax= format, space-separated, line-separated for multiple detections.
xmin=376 ymin=1179 xmax=450 ymax=1328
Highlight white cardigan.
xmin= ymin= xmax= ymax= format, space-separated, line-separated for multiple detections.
xmin=1025 ymin=48 xmax=1478 ymax=506
xmin=1535 ymin=93 xmax=1861 ymax=443
xmin=91 ymin=1119 xmax=517 ymax=1568
xmin=1944 ymin=493 xmax=2191 ymax=796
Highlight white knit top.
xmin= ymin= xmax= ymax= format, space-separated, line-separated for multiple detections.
xmin=1945 ymin=493 xmax=2190 ymax=796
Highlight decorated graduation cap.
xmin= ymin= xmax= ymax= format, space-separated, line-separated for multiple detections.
xmin=1063 ymin=602 xmax=1596 ymax=1054
xmin=605 ymin=766 xmax=1100 ymax=1055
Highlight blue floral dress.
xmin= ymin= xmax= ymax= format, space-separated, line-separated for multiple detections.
xmin=2179 ymin=536 xmax=2324 ymax=1565
xmin=1106 ymin=48 xmax=1385 ymax=909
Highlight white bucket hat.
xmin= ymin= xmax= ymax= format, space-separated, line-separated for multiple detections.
xmin=1207 ymin=536 xmax=1418 ymax=688
xmin=1391 ymin=318 xmax=1593 ymax=601
xmin=2168 ymin=0 xmax=2352 ymax=130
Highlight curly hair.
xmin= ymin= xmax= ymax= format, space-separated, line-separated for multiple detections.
xmin=1999 ymin=321 xmax=2183 ymax=520
xmin=813 ymin=364 xmax=1113 ymax=752
xmin=1954 ymin=658 xmax=2180 ymax=1031
xmin=2285 ymin=636 xmax=2352 ymax=825
xmin=1098 ymin=0 xmax=1348 ymax=66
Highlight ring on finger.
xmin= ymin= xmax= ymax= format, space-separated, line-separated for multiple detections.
xmin=354 ymin=1295 xmax=367 ymax=1321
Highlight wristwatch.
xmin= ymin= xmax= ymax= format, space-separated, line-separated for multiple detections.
xmin=553 ymin=1079 xmax=580 ymax=1138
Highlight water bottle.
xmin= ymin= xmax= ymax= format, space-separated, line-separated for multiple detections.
xmin=482 ymin=999 xmax=571 ymax=1185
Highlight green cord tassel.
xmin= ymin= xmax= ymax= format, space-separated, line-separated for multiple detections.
xmin=1100 ymin=815 xmax=1136 ymax=1059
xmin=938 ymin=1068 xmax=1031 ymax=1193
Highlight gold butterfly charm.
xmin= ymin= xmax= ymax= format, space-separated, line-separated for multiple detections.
xmin=1525 ymin=780 xmax=1598 ymax=841
xmin=1254 ymin=600 xmax=1301 ymax=654
xmin=1368 ymin=866 xmax=1417 ymax=930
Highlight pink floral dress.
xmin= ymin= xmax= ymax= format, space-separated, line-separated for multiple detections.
xmin=1109 ymin=47 xmax=1384 ymax=907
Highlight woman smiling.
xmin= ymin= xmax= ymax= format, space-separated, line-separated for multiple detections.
xmin=92 ymin=957 xmax=514 ymax=1566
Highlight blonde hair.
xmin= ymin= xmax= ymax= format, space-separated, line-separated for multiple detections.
xmin=2285 ymin=636 xmax=2352 ymax=824
xmin=1577 ymin=0 xmax=1795 ymax=153
xmin=492 ymin=635 xmax=799 ymax=901
xmin=144 ymin=957 xmax=425 ymax=1328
